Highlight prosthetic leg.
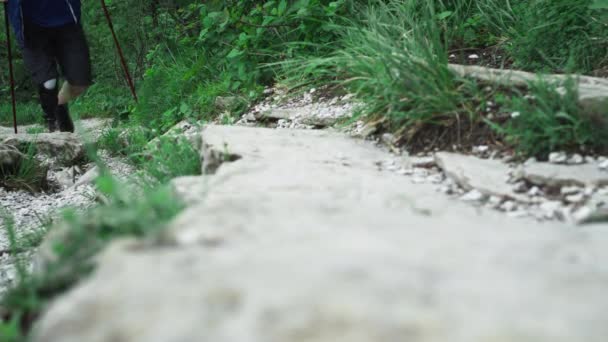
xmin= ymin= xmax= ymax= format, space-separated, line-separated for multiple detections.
xmin=38 ymin=79 xmax=75 ymax=133
xmin=56 ymin=103 xmax=74 ymax=133
xmin=38 ymin=80 xmax=59 ymax=132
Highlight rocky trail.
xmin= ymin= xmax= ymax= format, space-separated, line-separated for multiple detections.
xmin=9 ymin=93 xmax=604 ymax=341
xmin=0 ymin=119 xmax=133 ymax=294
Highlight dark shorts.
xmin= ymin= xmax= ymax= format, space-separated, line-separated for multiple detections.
xmin=23 ymin=21 xmax=93 ymax=87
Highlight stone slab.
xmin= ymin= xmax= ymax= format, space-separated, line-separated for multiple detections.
xmin=33 ymin=125 xmax=608 ymax=342
xmin=0 ymin=132 xmax=85 ymax=165
xmin=522 ymin=162 xmax=608 ymax=188
xmin=434 ymin=152 xmax=528 ymax=202
xmin=449 ymin=64 xmax=608 ymax=114
xmin=257 ymin=106 xmax=351 ymax=127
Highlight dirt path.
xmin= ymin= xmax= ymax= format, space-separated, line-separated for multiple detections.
xmin=31 ymin=124 xmax=608 ymax=342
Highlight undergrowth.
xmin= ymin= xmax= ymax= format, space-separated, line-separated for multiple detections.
xmin=280 ymin=0 xmax=608 ymax=156
xmin=490 ymin=79 xmax=608 ymax=157
xmin=0 ymin=133 xmax=200 ymax=339
xmin=0 ymin=143 xmax=48 ymax=193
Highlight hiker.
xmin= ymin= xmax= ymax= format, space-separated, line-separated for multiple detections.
xmin=2 ymin=0 xmax=92 ymax=132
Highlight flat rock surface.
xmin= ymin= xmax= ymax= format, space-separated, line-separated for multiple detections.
xmin=0 ymin=132 xmax=85 ymax=165
xmin=522 ymin=162 xmax=608 ymax=187
xmin=257 ymin=106 xmax=351 ymax=127
xmin=448 ymin=64 xmax=608 ymax=113
xmin=33 ymin=125 xmax=608 ymax=342
xmin=435 ymin=152 xmax=526 ymax=201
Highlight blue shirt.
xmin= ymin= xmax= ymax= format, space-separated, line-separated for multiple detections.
xmin=7 ymin=0 xmax=82 ymax=46
xmin=22 ymin=0 xmax=81 ymax=28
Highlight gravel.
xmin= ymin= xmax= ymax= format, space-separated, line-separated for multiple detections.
xmin=0 ymin=119 xmax=133 ymax=295
xmin=237 ymin=90 xmax=608 ymax=225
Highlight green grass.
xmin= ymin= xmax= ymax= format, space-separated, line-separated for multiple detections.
xmin=281 ymin=1 xmax=488 ymax=145
xmin=489 ymin=79 xmax=608 ymax=157
xmin=0 ymin=102 xmax=42 ymax=127
xmin=279 ymin=0 xmax=608 ymax=156
xmin=0 ymin=143 xmax=48 ymax=192
xmin=0 ymin=153 xmax=194 ymax=340
xmin=0 ymin=122 xmax=204 ymax=339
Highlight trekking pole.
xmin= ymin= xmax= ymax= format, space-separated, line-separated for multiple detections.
xmin=3 ymin=2 xmax=18 ymax=133
xmin=99 ymin=0 xmax=138 ymax=102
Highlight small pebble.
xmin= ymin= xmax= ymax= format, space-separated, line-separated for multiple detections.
xmin=561 ymin=186 xmax=582 ymax=196
xmin=528 ymin=186 xmax=543 ymax=197
xmin=566 ymin=193 xmax=586 ymax=204
xmin=549 ymin=152 xmax=567 ymax=164
xmin=567 ymin=154 xmax=584 ymax=165
xmin=460 ymin=189 xmax=485 ymax=202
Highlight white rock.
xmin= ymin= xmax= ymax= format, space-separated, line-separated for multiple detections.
xmin=511 ymin=111 xmax=521 ymax=118
xmin=560 ymin=186 xmax=582 ymax=196
xmin=411 ymin=177 xmax=427 ymax=184
xmin=468 ymin=54 xmax=480 ymax=59
xmin=566 ymin=193 xmax=586 ymax=204
xmin=513 ymin=181 xmax=528 ymax=193
xmin=410 ymin=156 xmax=436 ymax=168
xmin=460 ymin=189 xmax=485 ymax=202
xmin=500 ymin=201 xmax=518 ymax=212
xmin=472 ymin=145 xmax=489 ymax=154
xmin=568 ymin=154 xmax=584 ymax=165
xmin=599 ymin=159 xmax=608 ymax=170
xmin=540 ymin=201 xmax=562 ymax=219
xmin=488 ymin=196 xmax=503 ymax=207
xmin=381 ymin=133 xmax=396 ymax=146
xmin=572 ymin=206 xmax=595 ymax=223
xmin=527 ymin=186 xmax=543 ymax=197
xmin=548 ymin=152 xmax=567 ymax=164
xmin=507 ymin=210 xmax=529 ymax=218
xmin=397 ymin=168 xmax=414 ymax=176
xmin=427 ymin=174 xmax=444 ymax=184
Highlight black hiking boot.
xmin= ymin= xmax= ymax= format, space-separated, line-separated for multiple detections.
xmin=56 ymin=104 xmax=74 ymax=133
xmin=46 ymin=118 xmax=58 ymax=132
xmin=38 ymin=84 xmax=59 ymax=132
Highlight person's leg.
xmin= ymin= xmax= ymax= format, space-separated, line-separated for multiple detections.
xmin=22 ymin=22 xmax=61 ymax=132
xmin=38 ymin=79 xmax=60 ymax=132
xmin=58 ymin=82 xmax=88 ymax=105
xmin=55 ymin=23 xmax=93 ymax=132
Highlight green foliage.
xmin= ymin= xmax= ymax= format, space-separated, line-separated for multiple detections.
xmin=142 ymin=136 xmax=202 ymax=184
xmin=0 ymin=143 xmax=48 ymax=193
xmin=490 ymin=80 xmax=608 ymax=157
xmin=0 ymin=315 xmax=22 ymax=342
xmin=0 ymin=176 xmax=185 ymax=340
xmin=0 ymin=102 xmax=42 ymax=127
xmin=98 ymin=126 xmax=151 ymax=158
xmin=506 ymin=0 xmax=608 ymax=73
xmin=131 ymin=0 xmax=355 ymax=133
xmin=283 ymin=0 xmax=484 ymax=136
